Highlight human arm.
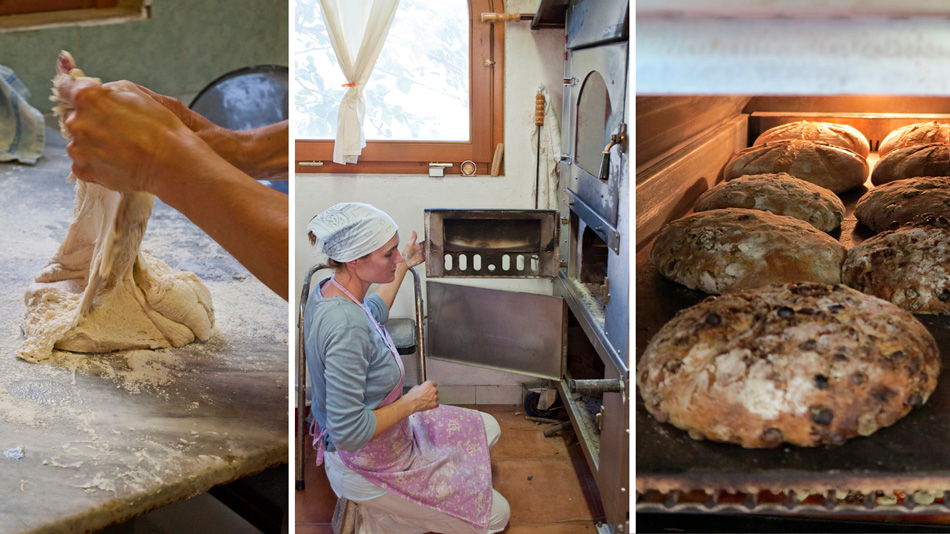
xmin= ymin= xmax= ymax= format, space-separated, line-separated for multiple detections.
xmin=373 ymin=230 xmax=425 ymax=309
xmin=58 ymin=78 xmax=288 ymax=300
xmin=321 ymin=302 xmax=438 ymax=451
xmin=369 ymin=380 xmax=438 ymax=440
xmin=137 ymin=85 xmax=288 ymax=180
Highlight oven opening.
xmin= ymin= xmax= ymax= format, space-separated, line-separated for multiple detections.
xmin=441 ymin=218 xmax=542 ymax=275
xmin=571 ymin=212 xmax=610 ymax=312
xmin=636 ymin=93 xmax=950 ymax=515
xmin=566 ymin=309 xmax=606 ymax=437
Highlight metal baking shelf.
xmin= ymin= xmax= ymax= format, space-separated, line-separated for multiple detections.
xmin=635 ymin=178 xmax=950 ymax=512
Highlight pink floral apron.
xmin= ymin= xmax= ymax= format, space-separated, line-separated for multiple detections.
xmin=311 ymin=277 xmax=493 ymax=531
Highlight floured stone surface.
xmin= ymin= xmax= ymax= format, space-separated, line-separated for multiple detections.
xmin=0 ymin=119 xmax=287 ymax=532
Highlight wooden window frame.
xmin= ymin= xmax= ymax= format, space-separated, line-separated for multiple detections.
xmin=0 ymin=1 xmax=117 ymax=17
xmin=295 ymin=0 xmax=505 ymax=175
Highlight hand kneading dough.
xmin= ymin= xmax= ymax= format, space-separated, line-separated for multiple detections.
xmin=17 ymin=52 xmax=214 ymax=363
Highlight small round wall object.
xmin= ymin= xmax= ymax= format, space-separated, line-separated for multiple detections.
xmin=460 ymin=160 xmax=477 ymax=176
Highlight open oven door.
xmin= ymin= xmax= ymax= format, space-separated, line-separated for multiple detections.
xmin=425 ymin=281 xmax=565 ymax=380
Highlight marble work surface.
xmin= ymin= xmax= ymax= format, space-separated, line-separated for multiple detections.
xmin=0 ymin=121 xmax=289 ymax=533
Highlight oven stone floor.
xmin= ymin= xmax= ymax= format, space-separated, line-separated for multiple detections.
xmin=295 ymin=404 xmax=606 ymax=533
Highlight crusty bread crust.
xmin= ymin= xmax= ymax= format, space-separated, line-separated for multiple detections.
xmin=754 ymin=121 xmax=870 ymax=158
xmin=637 ymin=283 xmax=940 ymax=448
xmin=871 ymin=143 xmax=950 ymax=186
xmin=843 ymin=216 xmax=950 ymax=315
xmin=879 ymin=121 xmax=950 ymax=158
xmin=650 ymin=208 xmax=846 ymax=295
xmin=694 ymin=173 xmax=845 ymax=232
xmin=854 ymin=176 xmax=950 ymax=232
xmin=723 ymin=140 xmax=869 ymax=193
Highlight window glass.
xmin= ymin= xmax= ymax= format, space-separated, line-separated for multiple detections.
xmin=294 ymin=0 xmax=470 ymax=142
xmin=575 ymin=72 xmax=610 ymax=177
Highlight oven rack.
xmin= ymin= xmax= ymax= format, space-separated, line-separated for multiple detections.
xmin=637 ymin=488 xmax=950 ymax=515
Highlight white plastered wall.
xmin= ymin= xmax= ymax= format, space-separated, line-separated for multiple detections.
xmin=294 ymin=0 xmax=566 ymax=404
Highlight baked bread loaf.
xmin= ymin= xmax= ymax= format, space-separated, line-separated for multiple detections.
xmin=650 ymin=208 xmax=846 ymax=294
xmin=637 ymin=282 xmax=940 ymax=448
xmin=694 ymin=173 xmax=845 ymax=232
xmin=754 ymin=121 xmax=870 ymax=158
xmin=871 ymin=143 xmax=950 ymax=186
xmin=854 ymin=176 xmax=950 ymax=232
xmin=722 ymin=140 xmax=869 ymax=193
xmin=879 ymin=121 xmax=950 ymax=158
xmin=843 ymin=215 xmax=950 ymax=314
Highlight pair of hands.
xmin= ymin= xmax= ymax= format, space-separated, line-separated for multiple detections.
xmin=58 ymin=78 xmax=240 ymax=196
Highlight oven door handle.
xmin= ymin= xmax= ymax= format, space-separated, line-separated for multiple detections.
xmin=598 ymin=123 xmax=627 ymax=181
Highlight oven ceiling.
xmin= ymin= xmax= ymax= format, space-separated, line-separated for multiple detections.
xmin=636 ymin=6 xmax=950 ymax=96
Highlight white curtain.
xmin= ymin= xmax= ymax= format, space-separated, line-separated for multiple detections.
xmin=318 ymin=0 xmax=400 ymax=164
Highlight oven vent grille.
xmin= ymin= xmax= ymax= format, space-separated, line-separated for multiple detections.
xmin=424 ymin=209 xmax=560 ymax=278
xmin=638 ymin=488 xmax=950 ymax=515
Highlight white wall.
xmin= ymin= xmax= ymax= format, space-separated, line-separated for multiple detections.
xmin=294 ymin=0 xmax=566 ymax=403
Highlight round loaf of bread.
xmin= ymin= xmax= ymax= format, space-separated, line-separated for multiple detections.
xmin=871 ymin=143 xmax=950 ymax=186
xmin=694 ymin=173 xmax=845 ymax=232
xmin=637 ymin=282 xmax=940 ymax=448
xmin=879 ymin=121 xmax=950 ymax=158
xmin=754 ymin=121 xmax=870 ymax=158
xmin=650 ymin=208 xmax=846 ymax=294
xmin=722 ymin=140 xmax=869 ymax=193
xmin=843 ymin=216 xmax=950 ymax=314
xmin=854 ymin=176 xmax=950 ymax=232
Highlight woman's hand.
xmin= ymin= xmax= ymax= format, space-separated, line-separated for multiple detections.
xmin=402 ymin=230 xmax=426 ymax=269
xmin=59 ymin=79 xmax=215 ymax=195
xmin=136 ymin=85 xmax=289 ymax=180
xmin=403 ymin=380 xmax=439 ymax=413
xmin=370 ymin=380 xmax=439 ymax=440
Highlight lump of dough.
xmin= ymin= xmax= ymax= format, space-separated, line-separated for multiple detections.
xmin=16 ymin=51 xmax=214 ymax=363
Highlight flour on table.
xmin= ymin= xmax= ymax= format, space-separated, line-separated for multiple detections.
xmin=17 ymin=51 xmax=214 ymax=363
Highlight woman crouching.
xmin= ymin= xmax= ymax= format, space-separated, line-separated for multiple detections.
xmin=304 ymin=202 xmax=511 ymax=533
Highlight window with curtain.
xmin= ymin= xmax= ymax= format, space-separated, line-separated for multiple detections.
xmin=0 ymin=1 xmax=118 ymax=16
xmin=294 ymin=0 xmax=504 ymax=174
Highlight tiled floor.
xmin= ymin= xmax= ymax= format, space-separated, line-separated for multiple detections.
xmin=295 ymin=404 xmax=605 ymax=533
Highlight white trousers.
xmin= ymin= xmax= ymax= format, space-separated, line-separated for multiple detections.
xmin=328 ymin=412 xmax=511 ymax=534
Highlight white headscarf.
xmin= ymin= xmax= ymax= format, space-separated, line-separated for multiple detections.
xmin=307 ymin=202 xmax=398 ymax=262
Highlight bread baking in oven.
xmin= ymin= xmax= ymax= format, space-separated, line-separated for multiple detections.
xmin=650 ymin=208 xmax=846 ymax=294
xmin=694 ymin=173 xmax=845 ymax=232
xmin=854 ymin=176 xmax=950 ymax=232
xmin=843 ymin=215 xmax=950 ymax=314
xmin=637 ymin=282 xmax=940 ymax=448
xmin=754 ymin=120 xmax=870 ymax=158
xmin=879 ymin=121 xmax=950 ymax=158
xmin=722 ymin=140 xmax=869 ymax=193
xmin=871 ymin=143 xmax=950 ymax=186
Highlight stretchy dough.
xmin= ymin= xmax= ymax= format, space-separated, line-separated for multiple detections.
xmin=17 ymin=52 xmax=213 ymax=363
